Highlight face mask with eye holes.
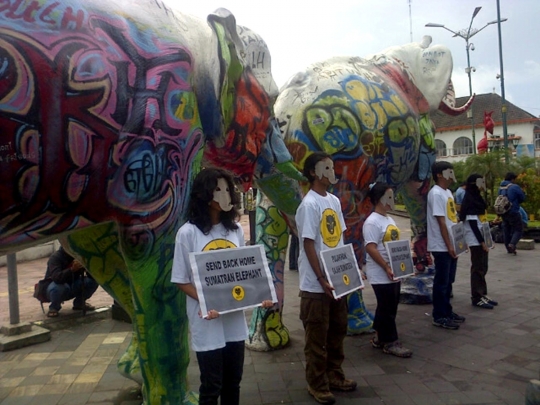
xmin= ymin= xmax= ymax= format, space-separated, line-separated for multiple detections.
xmin=442 ymin=168 xmax=456 ymax=182
xmin=314 ymin=158 xmax=338 ymax=185
xmin=213 ymin=178 xmax=233 ymax=212
xmin=381 ymin=188 xmax=395 ymax=211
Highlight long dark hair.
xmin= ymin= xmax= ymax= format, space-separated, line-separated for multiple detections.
xmin=187 ymin=167 xmax=241 ymax=234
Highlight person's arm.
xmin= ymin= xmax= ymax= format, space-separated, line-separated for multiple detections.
xmin=48 ymin=253 xmax=74 ymax=284
xmin=365 ymin=243 xmax=394 ymax=281
xmin=304 ymin=238 xmax=334 ymax=298
xmin=436 ymin=216 xmax=457 ymax=258
xmin=467 ymin=219 xmax=488 ymax=252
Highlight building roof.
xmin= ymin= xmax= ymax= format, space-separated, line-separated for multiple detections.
xmin=431 ymin=92 xmax=538 ymax=133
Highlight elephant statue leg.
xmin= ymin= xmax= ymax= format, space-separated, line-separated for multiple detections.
xmin=63 ymin=223 xmax=142 ymax=384
xmin=346 ymin=291 xmax=374 ymax=335
xmin=246 ymin=190 xmax=291 ymax=351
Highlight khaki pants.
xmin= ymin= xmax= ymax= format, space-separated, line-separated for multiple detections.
xmin=299 ymin=291 xmax=348 ymax=391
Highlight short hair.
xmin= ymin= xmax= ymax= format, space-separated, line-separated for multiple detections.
xmin=187 ymin=167 xmax=240 ymax=234
xmin=303 ymin=152 xmax=332 ymax=184
xmin=368 ymin=182 xmax=392 ymax=206
xmin=505 ymin=172 xmax=517 ymax=181
xmin=431 ymin=161 xmax=454 ymax=179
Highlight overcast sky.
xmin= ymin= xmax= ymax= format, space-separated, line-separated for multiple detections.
xmin=179 ymin=0 xmax=540 ymax=117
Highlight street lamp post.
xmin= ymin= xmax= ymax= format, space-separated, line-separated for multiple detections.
xmin=426 ymin=7 xmax=505 ymax=155
xmin=496 ymin=0 xmax=509 ymax=163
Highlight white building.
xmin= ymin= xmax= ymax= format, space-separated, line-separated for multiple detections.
xmin=431 ymin=92 xmax=540 ymax=162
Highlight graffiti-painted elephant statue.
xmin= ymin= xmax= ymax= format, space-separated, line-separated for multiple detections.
xmin=0 ymin=1 xmax=302 ymax=403
xmin=248 ymin=35 xmax=473 ymax=350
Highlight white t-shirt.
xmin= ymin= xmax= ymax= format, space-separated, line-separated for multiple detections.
xmin=363 ymin=212 xmax=401 ymax=285
xmin=427 ymin=185 xmax=458 ymax=252
xmin=296 ymin=189 xmax=347 ymax=293
xmin=463 ymin=212 xmax=488 ymax=247
xmin=171 ymin=222 xmax=249 ymax=352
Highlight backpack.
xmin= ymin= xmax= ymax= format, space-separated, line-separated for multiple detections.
xmin=33 ymin=278 xmax=52 ymax=313
xmin=494 ymin=185 xmax=512 ymax=215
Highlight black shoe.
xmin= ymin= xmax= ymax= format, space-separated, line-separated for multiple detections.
xmin=483 ymin=295 xmax=498 ymax=306
xmin=432 ymin=318 xmax=460 ymax=330
xmin=472 ymin=298 xmax=493 ymax=309
xmin=450 ymin=312 xmax=466 ymax=323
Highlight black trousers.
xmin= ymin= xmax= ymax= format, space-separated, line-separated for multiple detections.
xmin=196 ymin=341 xmax=245 ymax=405
xmin=372 ymin=282 xmax=401 ymax=344
xmin=470 ymin=245 xmax=488 ymax=302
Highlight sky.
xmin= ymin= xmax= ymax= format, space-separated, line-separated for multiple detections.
xmin=178 ymin=0 xmax=540 ymax=117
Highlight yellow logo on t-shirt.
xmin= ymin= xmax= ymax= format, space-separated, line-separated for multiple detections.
xmin=447 ymin=198 xmax=458 ymax=223
xmin=320 ymin=208 xmax=342 ymax=248
xmin=382 ymin=224 xmax=400 ymax=243
xmin=203 ymin=239 xmax=237 ymax=251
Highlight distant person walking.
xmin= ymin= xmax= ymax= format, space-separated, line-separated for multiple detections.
xmin=459 ymin=174 xmax=498 ymax=310
xmin=498 ymin=172 xmax=526 ymax=255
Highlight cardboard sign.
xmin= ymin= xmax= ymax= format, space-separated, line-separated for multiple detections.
xmin=385 ymin=239 xmax=415 ymax=279
xmin=482 ymin=222 xmax=494 ymax=249
xmin=319 ymin=244 xmax=364 ymax=299
xmin=451 ymin=222 xmax=468 ymax=256
xmin=189 ymin=245 xmax=277 ymax=316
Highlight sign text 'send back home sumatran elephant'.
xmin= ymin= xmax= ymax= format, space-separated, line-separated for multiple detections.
xmin=247 ymin=36 xmax=474 ymax=350
xmin=0 ymin=1 xmax=301 ymax=403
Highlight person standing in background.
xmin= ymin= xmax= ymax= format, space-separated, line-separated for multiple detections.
xmin=459 ymin=174 xmax=498 ymax=310
xmin=427 ymin=161 xmax=465 ymax=330
xmin=498 ymin=172 xmax=526 ymax=254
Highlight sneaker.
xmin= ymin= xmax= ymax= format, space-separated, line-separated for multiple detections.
xmin=329 ymin=378 xmax=357 ymax=392
xmin=483 ymin=295 xmax=498 ymax=306
xmin=473 ymin=297 xmax=494 ymax=309
xmin=371 ymin=337 xmax=383 ymax=349
xmin=450 ymin=312 xmax=466 ymax=323
xmin=432 ymin=318 xmax=460 ymax=330
xmin=307 ymin=386 xmax=336 ymax=404
xmin=383 ymin=341 xmax=412 ymax=358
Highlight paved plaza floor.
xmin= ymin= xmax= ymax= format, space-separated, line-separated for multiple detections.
xmin=1 ymin=215 xmax=539 ymax=404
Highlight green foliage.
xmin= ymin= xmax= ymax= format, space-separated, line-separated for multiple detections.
xmin=517 ymin=168 xmax=540 ymax=218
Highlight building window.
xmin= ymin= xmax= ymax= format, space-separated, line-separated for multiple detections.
xmin=535 ymin=133 xmax=540 ymax=149
xmin=453 ymin=137 xmax=473 ymax=155
xmin=435 ymin=139 xmax=447 ymax=156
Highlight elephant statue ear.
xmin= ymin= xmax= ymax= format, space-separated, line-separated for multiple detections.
xmin=207 ymin=8 xmax=245 ymax=141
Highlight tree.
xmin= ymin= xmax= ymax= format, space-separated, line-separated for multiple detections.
xmin=517 ymin=168 xmax=540 ymax=219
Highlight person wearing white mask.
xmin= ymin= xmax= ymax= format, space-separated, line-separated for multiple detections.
xmin=459 ymin=174 xmax=498 ymax=310
xmin=171 ymin=167 xmax=272 ymax=405
xmin=296 ymin=152 xmax=356 ymax=405
xmin=363 ymin=182 xmax=412 ymax=358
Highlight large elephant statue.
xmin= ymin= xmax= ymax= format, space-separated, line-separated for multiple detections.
xmin=247 ymin=35 xmax=473 ymax=350
xmin=0 ymin=1 xmax=301 ymax=403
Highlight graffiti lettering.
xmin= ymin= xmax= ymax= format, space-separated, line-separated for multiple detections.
xmin=0 ymin=0 xmax=85 ymax=30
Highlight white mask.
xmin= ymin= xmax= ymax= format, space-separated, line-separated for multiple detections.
xmin=476 ymin=177 xmax=486 ymax=191
xmin=314 ymin=158 xmax=338 ymax=185
xmin=382 ymin=189 xmax=395 ymax=210
xmin=442 ymin=168 xmax=456 ymax=182
xmin=213 ymin=178 xmax=233 ymax=212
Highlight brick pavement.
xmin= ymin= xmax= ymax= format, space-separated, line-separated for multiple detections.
xmin=1 ymin=214 xmax=540 ymax=404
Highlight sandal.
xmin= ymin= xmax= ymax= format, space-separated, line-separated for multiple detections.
xmin=47 ymin=310 xmax=59 ymax=318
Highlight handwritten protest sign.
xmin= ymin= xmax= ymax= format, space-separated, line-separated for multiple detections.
xmin=385 ymin=239 xmax=415 ymax=279
xmin=189 ymin=245 xmax=277 ymax=316
xmin=319 ymin=244 xmax=364 ymax=299
xmin=451 ymin=222 xmax=468 ymax=256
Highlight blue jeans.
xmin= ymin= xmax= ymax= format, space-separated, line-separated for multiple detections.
xmin=47 ymin=277 xmax=99 ymax=311
xmin=502 ymin=211 xmax=523 ymax=249
xmin=432 ymin=252 xmax=457 ymax=320
xmin=196 ymin=341 xmax=245 ymax=405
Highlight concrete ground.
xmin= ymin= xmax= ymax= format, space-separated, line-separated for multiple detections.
xmin=1 ymin=214 xmax=540 ymax=405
